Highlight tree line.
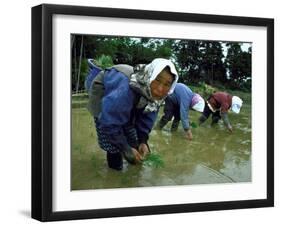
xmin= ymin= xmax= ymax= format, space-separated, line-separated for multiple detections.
xmin=71 ymin=35 xmax=251 ymax=92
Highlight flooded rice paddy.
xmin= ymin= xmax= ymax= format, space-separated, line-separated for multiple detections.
xmin=71 ymin=92 xmax=251 ymax=190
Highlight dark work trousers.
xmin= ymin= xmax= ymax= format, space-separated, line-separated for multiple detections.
xmin=94 ymin=117 xmax=138 ymax=170
xmin=158 ymin=97 xmax=180 ymax=131
xmin=199 ymin=102 xmax=221 ymax=124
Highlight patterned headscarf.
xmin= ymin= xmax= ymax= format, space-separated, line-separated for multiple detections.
xmin=191 ymin=93 xmax=205 ymax=112
xmin=129 ymin=58 xmax=178 ymax=112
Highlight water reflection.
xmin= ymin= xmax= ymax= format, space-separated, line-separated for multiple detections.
xmin=71 ymin=105 xmax=251 ymax=190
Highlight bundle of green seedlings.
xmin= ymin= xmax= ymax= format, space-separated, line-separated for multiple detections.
xmin=143 ymin=152 xmax=164 ymax=168
xmin=190 ymin=121 xmax=198 ymax=128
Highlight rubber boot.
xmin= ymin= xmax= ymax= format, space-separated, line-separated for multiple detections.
xmin=106 ymin=152 xmax=123 ymax=171
xmin=211 ymin=116 xmax=220 ymax=126
xmin=171 ymin=120 xmax=180 ymax=132
xmin=156 ymin=117 xmax=169 ymax=130
xmin=198 ymin=115 xmax=207 ymax=125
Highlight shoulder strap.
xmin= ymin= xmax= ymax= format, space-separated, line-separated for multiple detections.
xmin=110 ymin=64 xmax=134 ymax=78
xmin=111 ymin=65 xmax=146 ymax=109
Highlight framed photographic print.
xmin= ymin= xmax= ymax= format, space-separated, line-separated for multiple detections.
xmin=32 ymin=4 xmax=274 ymax=221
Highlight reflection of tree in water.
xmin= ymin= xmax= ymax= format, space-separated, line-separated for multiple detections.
xmin=149 ymin=122 xmax=251 ymax=183
xmin=71 ymin=93 xmax=252 ymax=189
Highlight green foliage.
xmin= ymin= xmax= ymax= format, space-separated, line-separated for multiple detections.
xmin=173 ymin=40 xmax=226 ymax=85
xmin=224 ymin=43 xmax=251 ymax=90
xmin=200 ymin=82 xmax=216 ymax=97
xmin=72 ymin=58 xmax=89 ymax=92
xmin=71 ymin=34 xmax=252 ymax=92
xmin=94 ymin=55 xmax=113 ymax=69
xmin=239 ymin=78 xmax=252 ymax=92
xmin=190 ymin=81 xmax=216 ymax=98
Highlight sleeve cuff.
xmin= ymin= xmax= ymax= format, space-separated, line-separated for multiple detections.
xmin=138 ymin=132 xmax=148 ymax=145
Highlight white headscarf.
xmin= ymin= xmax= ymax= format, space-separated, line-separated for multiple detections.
xmin=231 ymin=96 xmax=243 ymax=114
xmin=130 ymin=58 xmax=178 ymax=112
xmin=145 ymin=58 xmax=178 ymax=95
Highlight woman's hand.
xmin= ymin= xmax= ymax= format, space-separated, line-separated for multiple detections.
xmin=131 ymin=148 xmax=143 ymax=163
xmin=122 ymin=147 xmax=143 ymax=164
xmin=138 ymin=143 xmax=150 ymax=159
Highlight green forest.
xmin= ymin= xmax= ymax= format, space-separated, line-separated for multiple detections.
xmin=71 ymin=35 xmax=251 ymax=93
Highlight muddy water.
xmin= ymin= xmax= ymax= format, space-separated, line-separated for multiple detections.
xmin=71 ymin=97 xmax=251 ymax=190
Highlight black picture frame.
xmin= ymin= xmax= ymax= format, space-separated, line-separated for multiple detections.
xmin=31 ymin=3 xmax=274 ymax=222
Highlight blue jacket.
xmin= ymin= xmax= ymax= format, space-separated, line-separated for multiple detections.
xmin=168 ymin=83 xmax=194 ymax=130
xmin=95 ymin=68 xmax=158 ymax=152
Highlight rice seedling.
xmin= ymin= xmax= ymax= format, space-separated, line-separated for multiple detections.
xmin=143 ymin=153 xmax=164 ymax=168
